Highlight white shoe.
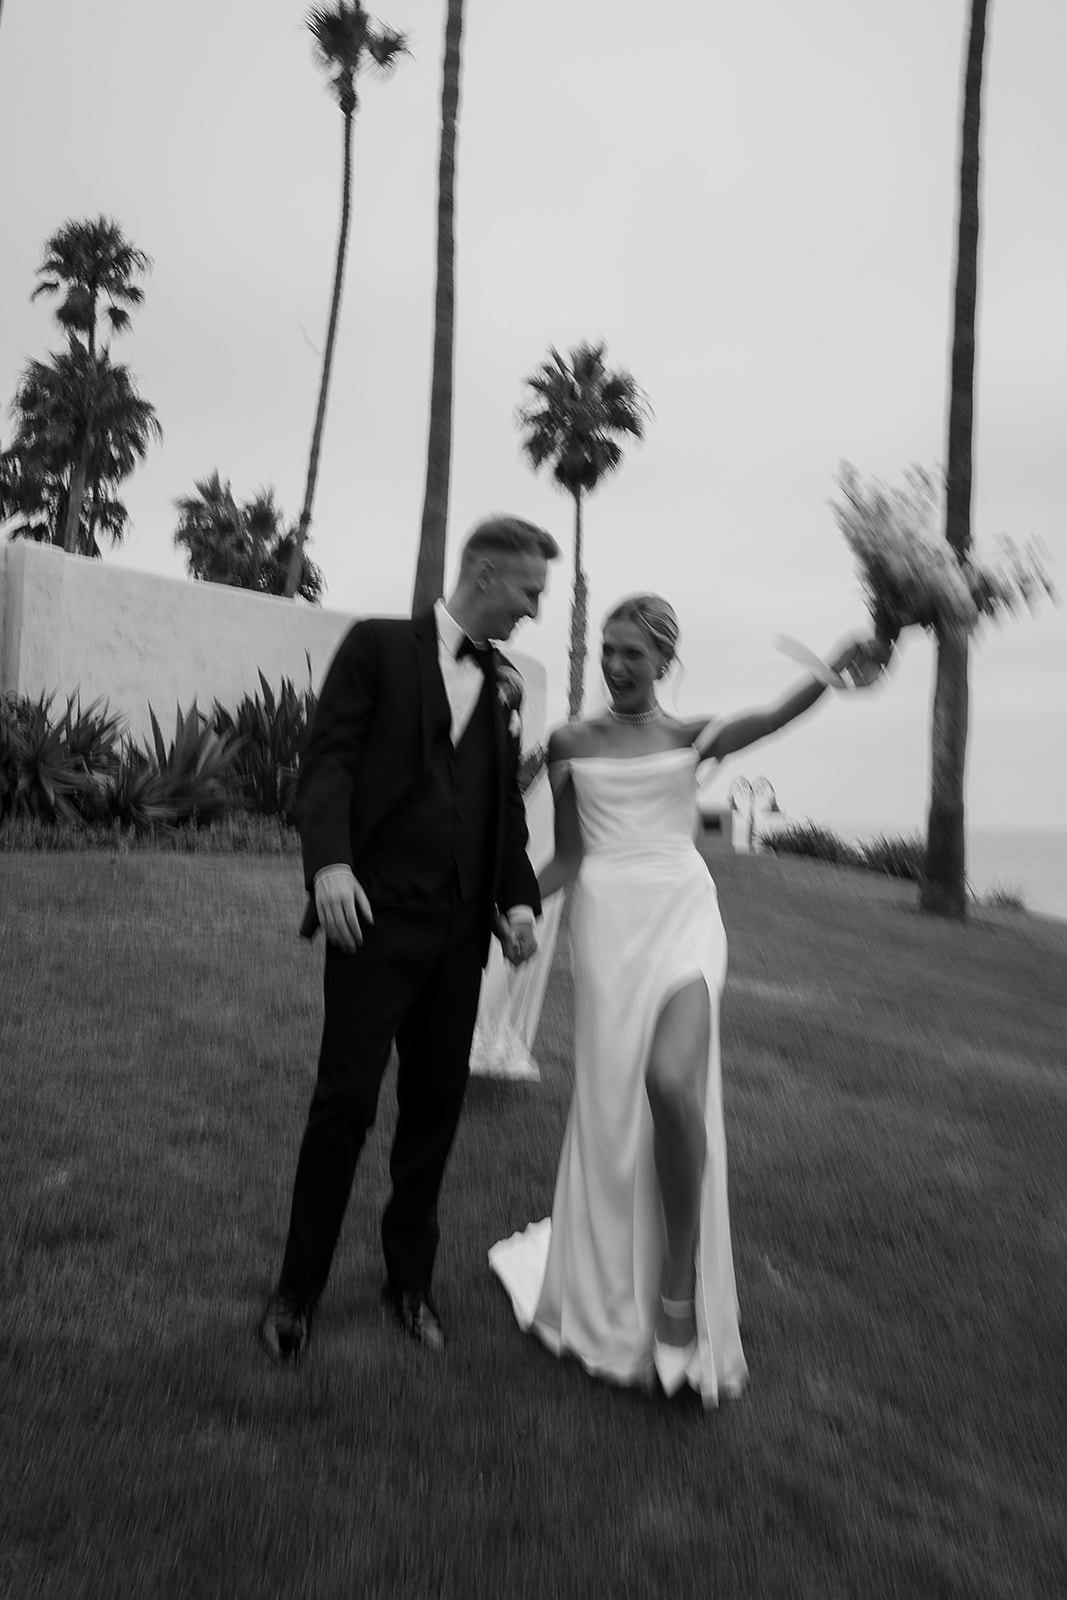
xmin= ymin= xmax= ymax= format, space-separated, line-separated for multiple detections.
xmin=652 ymin=1296 xmax=699 ymax=1397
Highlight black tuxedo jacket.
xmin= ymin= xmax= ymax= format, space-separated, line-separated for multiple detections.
xmin=294 ymin=612 xmax=541 ymax=956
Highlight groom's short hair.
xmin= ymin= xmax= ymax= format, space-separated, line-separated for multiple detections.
xmin=461 ymin=515 xmax=560 ymax=567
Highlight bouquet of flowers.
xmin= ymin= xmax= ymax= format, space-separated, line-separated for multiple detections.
xmin=831 ymin=463 xmax=1055 ymax=649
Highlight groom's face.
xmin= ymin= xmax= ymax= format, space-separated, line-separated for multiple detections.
xmin=478 ymin=551 xmax=548 ymax=642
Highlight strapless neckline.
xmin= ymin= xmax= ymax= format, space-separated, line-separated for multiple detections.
xmin=566 ymin=746 xmax=699 ymax=766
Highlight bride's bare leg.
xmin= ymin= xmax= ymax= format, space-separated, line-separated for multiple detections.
xmin=645 ymin=979 xmax=711 ymax=1346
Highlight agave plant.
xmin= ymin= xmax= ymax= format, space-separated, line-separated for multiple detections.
xmin=144 ymin=701 xmax=246 ymax=825
xmin=57 ymin=694 xmax=126 ymax=820
xmin=59 ymin=694 xmax=125 ymax=767
xmin=98 ymin=742 xmax=175 ymax=833
xmin=0 ymin=692 xmax=95 ymax=824
xmin=212 ymin=671 xmax=317 ymax=821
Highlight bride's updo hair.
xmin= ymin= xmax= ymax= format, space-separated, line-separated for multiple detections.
xmin=603 ymin=594 xmax=681 ymax=676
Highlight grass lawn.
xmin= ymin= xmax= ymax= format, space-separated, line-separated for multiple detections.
xmin=2 ymin=844 xmax=1065 ymax=1600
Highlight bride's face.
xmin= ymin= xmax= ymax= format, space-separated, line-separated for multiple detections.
xmin=601 ymin=619 xmax=663 ymax=710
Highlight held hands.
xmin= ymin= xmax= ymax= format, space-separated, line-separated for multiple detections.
xmin=493 ymin=909 xmax=539 ymax=968
xmin=314 ymin=865 xmax=374 ymax=953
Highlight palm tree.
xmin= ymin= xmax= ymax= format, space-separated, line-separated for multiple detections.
xmin=175 ymin=472 xmax=323 ymax=601
xmin=921 ymin=0 xmax=990 ymax=919
xmin=284 ymin=2 xmax=408 ymax=598
xmin=411 ymin=0 xmax=464 ymax=617
xmin=33 ymin=217 xmax=150 ymax=359
xmin=30 ymin=217 xmax=151 ymax=551
xmin=517 ymin=342 xmax=650 ymax=717
xmin=6 ymin=345 xmax=161 ymax=556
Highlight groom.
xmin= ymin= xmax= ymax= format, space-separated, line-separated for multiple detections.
xmin=261 ymin=515 xmax=560 ymax=1361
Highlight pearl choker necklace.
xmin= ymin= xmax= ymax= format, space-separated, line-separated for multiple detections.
xmin=608 ymin=703 xmax=663 ymax=725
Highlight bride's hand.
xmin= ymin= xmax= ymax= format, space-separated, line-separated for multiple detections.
xmin=833 ymin=635 xmax=894 ymax=689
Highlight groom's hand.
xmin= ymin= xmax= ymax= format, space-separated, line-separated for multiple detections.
xmin=492 ymin=910 xmax=522 ymax=966
xmin=314 ymin=865 xmax=374 ymax=953
xmin=504 ymin=910 xmax=538 ymax=968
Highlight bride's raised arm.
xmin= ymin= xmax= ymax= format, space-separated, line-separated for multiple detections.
xmin=694 ymin=636 xmax=881 ymax=763
xmin=537 ymin=729 xmax=585 ymax=901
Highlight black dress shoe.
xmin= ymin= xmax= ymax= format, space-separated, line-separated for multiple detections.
xmin=381 ymin=1284 xmax=446 ymax=1352
xmin=260 ymin=1292 xmax=312 ymax=1361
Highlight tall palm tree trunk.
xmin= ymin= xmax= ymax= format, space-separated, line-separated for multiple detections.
xmin=63 ymin=449 xmax=90 ymax=552
xmin=87 ymin=481 xmax=102 ymax=557
xmin=62 ymin=323 xmax=97 ymax=553
xmin=411 ymin=0 xmax=463 ymax=616
xmin=921 ymin=0 xmax=988 ymax=918
xmin=286 ymin=104 xmax=354 ymax=599
xmin=568 ymin=488 xmax=588 ymax=719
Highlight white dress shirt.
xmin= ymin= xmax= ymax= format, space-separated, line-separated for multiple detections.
xmin=434 ymin=598 xmax=488 ymax=744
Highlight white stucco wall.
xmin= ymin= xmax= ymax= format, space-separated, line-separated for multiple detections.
xmin=0 ymin=541 xmax=547 ymax=748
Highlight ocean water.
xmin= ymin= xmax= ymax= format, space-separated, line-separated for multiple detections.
xmin=823 ymin=821 xmax=1067 ymax=924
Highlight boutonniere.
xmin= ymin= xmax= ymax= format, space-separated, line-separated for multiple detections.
xmin=493 ymin=657 xmax=524 ymax=742
xmin=494 ymin=658 xmax=524 ymax=713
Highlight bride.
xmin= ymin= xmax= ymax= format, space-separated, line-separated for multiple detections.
xmin=489 ymin=594 xmax=885 ymax=1406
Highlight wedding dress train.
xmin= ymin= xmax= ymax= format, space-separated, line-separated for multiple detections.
xmin=469 ymin=768 xmax=562 ymax=1082
xmin=489 ymin=746 xmax=748 ymax=1407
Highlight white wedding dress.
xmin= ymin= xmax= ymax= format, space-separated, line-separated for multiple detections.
xmin=489 ymin=745 xmax=748 ymax=1407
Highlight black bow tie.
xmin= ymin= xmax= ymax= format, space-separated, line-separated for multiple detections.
xmin=456 ymin=635 xmax=492 ymax=670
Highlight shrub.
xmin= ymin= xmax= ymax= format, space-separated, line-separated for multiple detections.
xmin=144 ymin=701 xmax=245 ymax=825
xmin=99 ymin=743 xmax=176 ymax=832
xmin=1 ymin=691 xmax=249 ymax=836
xmin=760 ymin=822 xmax=932 ymax=885
xmin=0 ymin=691 xmax=99 ymax=824
xmin=759 ymin=822 xmax=861 ymax=866
xmin=58 ymin=694 xmax=127 ymax=820
xmin=212 ymin=670 xmax=316 ymax=823
xmin=980 ymin=880 xmax=1027 ymax=912
xmin=858 ymin=832 xmax=926 ymax=882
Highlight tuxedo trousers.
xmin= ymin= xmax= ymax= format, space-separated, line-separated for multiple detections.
xmin=279 ymin=885 xmax=487 ymax=1308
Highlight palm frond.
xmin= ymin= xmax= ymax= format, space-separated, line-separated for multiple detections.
xmin=307 ymin=3 xmax=367 ymax=68
xmin=307 ymin=2 xmax=407 ymax=101
xmin=31 ymin=217 xmax=151 ymax=361
xmin=366 ymin=26 xmax=409 ymax=70
xmin=516 ymin=341 xmax=649 ymax=497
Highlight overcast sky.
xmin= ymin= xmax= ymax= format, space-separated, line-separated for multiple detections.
xmin=2 ymin=0 xmax=1064 ymax=829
